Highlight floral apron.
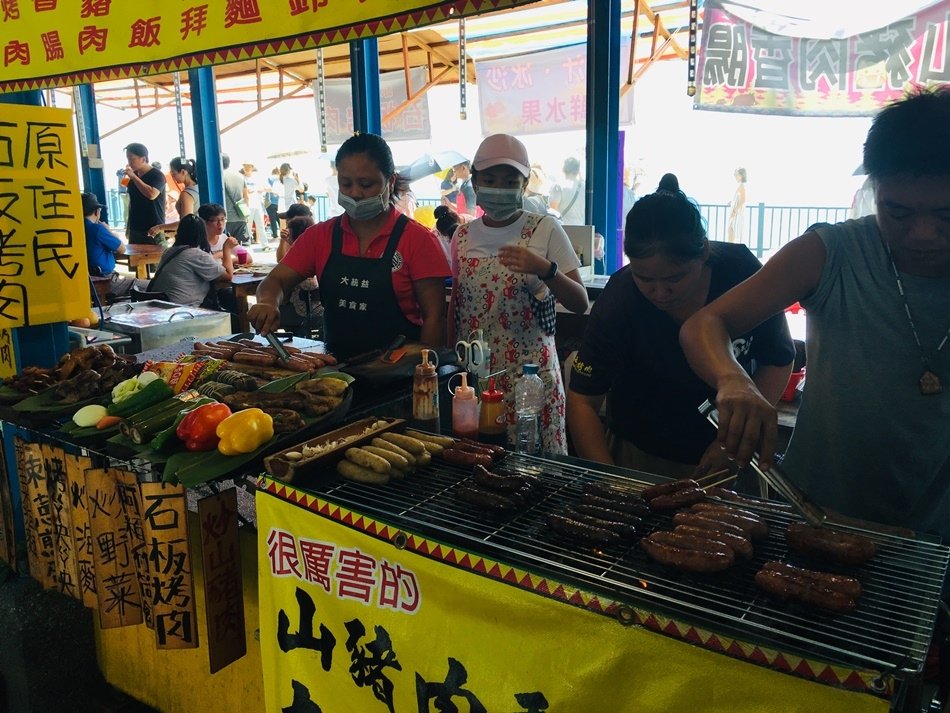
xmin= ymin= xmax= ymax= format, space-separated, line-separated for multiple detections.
xmin=454 ymin=214 xmax=567 ymax=454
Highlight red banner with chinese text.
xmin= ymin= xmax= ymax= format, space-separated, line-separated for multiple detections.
xmin=257 ymin=478 xmax=887 ymax=713
xmin=0 ymin=0 xmax=538 ymax=94
xmin=696 ymin=1 xmax=950 ymax=115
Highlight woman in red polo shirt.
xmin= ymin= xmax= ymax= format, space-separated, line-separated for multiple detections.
xmin=248 ymin=133 xmax=450 ymax=359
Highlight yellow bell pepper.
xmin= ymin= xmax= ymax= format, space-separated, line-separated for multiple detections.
xmin=216 ymin=408 xmax=274 ymax=456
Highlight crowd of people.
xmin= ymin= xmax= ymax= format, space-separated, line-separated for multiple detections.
xmin=85 ymin=87 xmax=949 ymax=559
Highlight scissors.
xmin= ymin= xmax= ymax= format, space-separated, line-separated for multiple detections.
xmin=455 ymin=329 xmax=489 ymax=381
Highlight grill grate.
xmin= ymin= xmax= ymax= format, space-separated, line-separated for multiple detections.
xmin=301 ymin=452 xmax=949 ymax=676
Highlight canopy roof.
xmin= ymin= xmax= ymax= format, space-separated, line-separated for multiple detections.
xmin=78 ymin=0 xmax=694 ymax=115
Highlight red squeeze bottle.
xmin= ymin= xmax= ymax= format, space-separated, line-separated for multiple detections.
xmin=477 ymin=376 xmax=507 ymax=447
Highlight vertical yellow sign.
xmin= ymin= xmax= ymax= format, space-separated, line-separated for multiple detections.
xmin=0 ymin=328 xmax=15 ymax=378
xmin=0 ymin=104 xmax=89 ymax=327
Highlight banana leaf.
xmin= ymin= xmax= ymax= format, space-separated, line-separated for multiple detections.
xmin=163 ymin=387 xmax=353 ymax=487
xmin=12 ymin=387 xmax=106 ymax=413
xmin=57 ymin=419 xmax=123 ymax=445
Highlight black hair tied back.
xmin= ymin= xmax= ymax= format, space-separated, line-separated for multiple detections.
xmin=623 ymin=172 xmax=707 ymax=262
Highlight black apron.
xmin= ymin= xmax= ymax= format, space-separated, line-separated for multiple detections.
xmin=320 ymin=214 xmax=419 ymax=360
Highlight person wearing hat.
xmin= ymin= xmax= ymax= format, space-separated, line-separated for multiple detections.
xmin=249 ymin=133 xmax=449 ymax=360
xmin=276 ymin=202 xmax=313 ymax=259
xmin=448 ymin=133 xmax=589 ymax=454
xmin=122 ymin=142 xmax=167 ymax=245
xmin=241 ymin=162 xmax=269 ymax=248
xmin=82 ymin=191 xmax=138 ymax=298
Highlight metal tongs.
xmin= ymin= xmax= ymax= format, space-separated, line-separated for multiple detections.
xmin=698 ymin=399 xmax=826 ymax=527
xmin=264 ymin=331 xmax=292 ymax=363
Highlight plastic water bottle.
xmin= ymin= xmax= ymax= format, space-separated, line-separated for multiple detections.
xmin=514 ymin=364 xmax=544 ymax=455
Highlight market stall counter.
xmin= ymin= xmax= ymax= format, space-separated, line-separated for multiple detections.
xmin=2 ymin=336 xmax=945 ymax=712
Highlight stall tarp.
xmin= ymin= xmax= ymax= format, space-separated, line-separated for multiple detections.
xmin=695 ymin=0 xmax=950 ymax=116
xmin=0 ymin=104 xmax=90 ymax=328
xmin=0 ymin=0 xmax=538 ymax=95
xmin=257 ymin=477 xmax=888 ymax=713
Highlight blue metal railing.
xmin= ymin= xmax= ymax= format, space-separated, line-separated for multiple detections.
xmin=105 ymin=189 xmax=849 ymax=258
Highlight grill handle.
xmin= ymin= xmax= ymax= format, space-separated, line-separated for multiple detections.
xmin=698 ymin=399 xmax=826 ymax=527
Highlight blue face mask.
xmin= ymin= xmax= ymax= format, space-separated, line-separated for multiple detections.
xmin=338 ymin=190 xmax=387 ymax=221
xmin=475 ymin=186 xmax=524 ymax=221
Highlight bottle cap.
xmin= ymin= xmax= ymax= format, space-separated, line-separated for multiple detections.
xmin=522 ymin=363 xmax=539 ymax=376
xmin=481 ymin=376 xmax=503 ymax=403
xmin=454 ymin=372 xmax=476 ymax=400
xmin=417 ymin=348 xmax=436 ymax=376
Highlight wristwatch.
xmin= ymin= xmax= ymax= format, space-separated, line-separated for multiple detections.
xmin=541 ymin=260 xmax=558 ymax=281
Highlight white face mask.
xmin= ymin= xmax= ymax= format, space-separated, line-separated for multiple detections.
xmin=475 ymin=186 xmax=523 ymax=221
xmin=338 ymin=190 xmax=387 ymax=221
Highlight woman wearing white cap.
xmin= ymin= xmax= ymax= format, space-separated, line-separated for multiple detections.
xmin=449 ymin=134 xmax=589 ymax=454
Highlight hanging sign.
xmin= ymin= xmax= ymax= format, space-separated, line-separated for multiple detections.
xmin=0 ymin=104 xmax=90 ymax=328
xmin=0 ymin=328 xmax=16 ymax=378
xmin=0 ymin=0 xmax=537 ymax=94
xmin=318 ymin=67 xmax=431 ymax=146
xmin=64 ymin=451 xmax=98 ymax=608
xmin=43 ymin=443 xmax=80 ymax=599
xmin=15 ymin=438 xmax=55 ymax=587
xmin=695 ymin=1 xmax=950 ymax=116
xmin=257 ymin=478 xmax=887 ymax=713
xmin=476 ymin=41 xmax=635 ymax=136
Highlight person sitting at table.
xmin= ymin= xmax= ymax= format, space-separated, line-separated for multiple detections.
xmin=81 ymin=191 xmax=142 ymax=300
xmin=197 ymin=203 xmax=240 ymax=258
xmin=279 ymin=215 xmax=323 ymax=337
xmin=248 ymin=132 xmax=449 ymax=359
xmin=277 ymin=202 xmax=313 ymax=246
xmin=148 ymin=214 xmax=234 ymax=308
xmin=566 ymin=173 xmax=794 ymax=478
xmin=146 ymin=157 xmax=200 ymax=240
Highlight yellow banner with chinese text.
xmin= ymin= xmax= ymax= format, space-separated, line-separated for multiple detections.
xmin=257 ymin=481 xmax=888 ymax=713
xmin=0 ymin=0 xmax=536 ymax=93
xmin=0 ymin=104 xmax=90 ymax=328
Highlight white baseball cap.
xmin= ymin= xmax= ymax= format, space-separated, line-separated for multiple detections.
xmin=472 ymin=134 xmax=531 ymax=177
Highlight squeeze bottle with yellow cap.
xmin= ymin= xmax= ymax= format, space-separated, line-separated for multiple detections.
xmin=477 ymin=376 xmax=507 ymax=447
xmin=451 ymin=372 xmax=479 ymax=440
xmin=412 ymin=348 xmax=440 ymax=433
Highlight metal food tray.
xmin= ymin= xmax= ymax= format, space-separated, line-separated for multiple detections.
xmin=294 ymin=452 xmax=949 ymax=680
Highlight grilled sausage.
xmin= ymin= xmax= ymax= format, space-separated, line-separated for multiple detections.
xmin=454 ymin=485 xmax=520 ymax=513
xmin=405 ymin=430 xmax=456 ymax=448
xmin=673 ymin=524 xmax=753 ymax=559
xmin=473 ymin=464 xmax=524 ymax=493
xmin=337 ymin=459 xmax=390 ymax=485
xmin=345 ymin=448 xmax=391 ymax=475
xmin=458 ymin=438 xmax=506 ymax=459
xmin=583 ymin=481 xmax=644 ymax=503
xmin=453 ymin=440 xmax=502 ymax=461
xmin=689 ymin=503 xmax=770 ymax=539
xmin=283 ymin=356 xmax=315 ymax=372
xmin=641 ymin=478 xmax=701 ymax=501
xmin=361 ymin=445 xmax=410 ymax=473
xmin=233 ymin=350 xmax=279 ymax=366
xmin=579 ymin=494 xmax=650 ymax=516
xmin=672 ymin=512 xmax=748 ymax=540
xmin=754 ymin=566 xmax=858 ymax=614
xmin=761 ymin=561 xmax=862 ymax=598
xmin=547 ymin=514 xmax=621 ymax=545
xmin=564 ymin=510 xmax=639 ymax=539
xmin=573 ymin=503 xmax=642 ymax=527
xmin=640 ymin=530 xmax=735 ymax=572
xmin=648 ymin=487 xmax=706 ymax=511
xmin=380 ymin=432 xmax=427 ymax=455
xmin=370 ymin=438 xmax=417 ymax=467
xmin=442 ymin=448 xmax=493 ymax=468
xmin=785 ymin=523 xmax=878 ymax=567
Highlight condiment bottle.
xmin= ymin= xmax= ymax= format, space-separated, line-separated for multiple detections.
xmin=477 ymin=376 xmax=507 ymax=447
xmin=451 ymin=372 xmax=479 ymax=440
xmin=412 ymin=348 xmax=440 ymax=433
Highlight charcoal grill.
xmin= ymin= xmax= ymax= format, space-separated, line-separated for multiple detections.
xmin=288 ymin=451 xmax=949 ymax=708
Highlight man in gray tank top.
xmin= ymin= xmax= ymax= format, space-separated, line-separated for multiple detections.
xmin=680 ymin=87 xmax=950 ymax=548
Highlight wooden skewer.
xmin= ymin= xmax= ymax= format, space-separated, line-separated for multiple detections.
xmin=695 ymin=469 xmax=735 ymax=488
xmin=703 ymin=472 xmax=739 ymax=490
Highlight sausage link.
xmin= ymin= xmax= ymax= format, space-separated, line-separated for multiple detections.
xmin=673 ymin=524 xmax=753 ymax=559
xmin=785 ymin=523 xmax=877 ymax=567
xmin=573 ymin=503 xmax=642 ymax=526
xmin=761 ymin=561 xmax=862 ymax=598
xmin=232 ymin=350 xmax=278 ymax=366
xmin=672 ymin=512 xmax=748 ymax=540
xmin=689 ymin=503 xmax=770 ymax=539
xmin=648 ymin=487 xmax=706 ymax=511
xmin=473 ymin=465 xmax=524 ymax=493
xmin=641 ymin=478 xmax=701 ymax=501
xmin=564 ymin=510 xmax=639 ymax=539
xmin=754 ymin=567 xmax=857 ymax=614
xmin=641 ymin=531 xmax=735 ymax=572
xmin=579 ymin=494 xmax=650 ymax=516
xmin=454 ymin=485 xmax=520 ymax=513
xmin=442 ymin=448 xmax=493 ymax=468
xmin=583 ymin=481 xmax=643 ymax=503
xmin=547 ymin=514 xmax=621 ymax=545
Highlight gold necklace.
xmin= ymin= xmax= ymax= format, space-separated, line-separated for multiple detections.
xmin=885 ymin=245 xmax=949 ymax=395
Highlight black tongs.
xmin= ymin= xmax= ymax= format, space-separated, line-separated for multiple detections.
xmin=698 ymin=399 xmax=826 ymax=527
xmin=264 ymin=331 xmax=292 ymax=363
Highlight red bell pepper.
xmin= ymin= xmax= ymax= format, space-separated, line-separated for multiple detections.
xmin=175 ymin=402 xmax=232 ymax=451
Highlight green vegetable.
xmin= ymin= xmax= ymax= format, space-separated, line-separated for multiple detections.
xmin=73 ymin=404 xmax=108 ymax=427
xmin=149 ymin=397 xmax=216 ymax=453
xmin=111 ymin=377 xmax=142 ymax=404
xmin=126 ymin=389 xmax=201 ymax=427
xmin=107 ymin=379 xmax=174 ymax=418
